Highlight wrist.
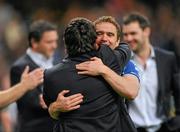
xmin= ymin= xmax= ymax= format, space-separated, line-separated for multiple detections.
xmin=49 ymin=102 xmax=60 ymax=120
xmin=18 ymin=82 xmax=29 ymax=94
xmin=99 ymin=65 xmax=110 ymax=76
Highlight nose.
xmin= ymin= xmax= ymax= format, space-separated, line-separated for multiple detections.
xmin=100 ymin=34 xmax=109 ymax=43
xmin=53 ymin=41 xmax=58 ymax=49
xmin=124 ymin=34 xmax=132 ymax=42
xmin=51 ymin=42 xmax=57 ymax=50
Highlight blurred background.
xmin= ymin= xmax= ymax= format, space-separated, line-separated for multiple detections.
xmin=0 ymin=0 xmax=179 ymax=131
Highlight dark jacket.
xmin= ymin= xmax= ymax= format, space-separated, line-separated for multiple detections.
xmin=43 ymin=44 xmax=137 ymax=132
xmin=155 ymin=48 xmax=180 ymax=131
xmin=10 ymin=55 xmax=54 ymax=132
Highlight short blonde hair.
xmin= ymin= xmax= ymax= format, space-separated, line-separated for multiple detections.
xmin=94 ymin=16 xmax=122 ymax=41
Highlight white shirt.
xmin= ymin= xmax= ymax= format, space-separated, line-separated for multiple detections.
xmin=129 ymin=47 xmax=163 ymax=132
xmin=26 ymin=48 xmax=54 ymax=93
xmin=26 ymin=48 xmax=53 ymax=69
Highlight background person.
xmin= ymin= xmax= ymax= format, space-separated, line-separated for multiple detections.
xmin=10 ymin=20 xmax=58 ymax=132
xmin=122 ymin=12 xmax=180 ymax=132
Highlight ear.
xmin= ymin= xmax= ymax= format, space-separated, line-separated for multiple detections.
xmin=117 ymin=38 xmax=120 ymax=44
xmin=31 ymin=38 xmax=38 ymax=49
xmin=144 ymin=27 xmax=151 ymax=37
xmin=115 ymin=38 xmax=120 ymax=47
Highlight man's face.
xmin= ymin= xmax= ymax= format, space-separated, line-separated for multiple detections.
xmin=122 ymin=21 xmax=146 ymax=53
xmin=95 ymin=22 xmax=120 ymax=49
xmin=33 ymin=31 xmax=58 ymax=58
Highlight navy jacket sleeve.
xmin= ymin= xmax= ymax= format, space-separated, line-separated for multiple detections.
xmin=98 ymin=43 xmax=131 ymax=74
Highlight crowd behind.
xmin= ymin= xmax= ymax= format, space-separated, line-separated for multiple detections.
xmin=0 ymin=0 xmax=180 ymax=131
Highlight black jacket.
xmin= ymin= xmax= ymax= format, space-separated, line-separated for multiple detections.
xmin=155 ymin=48 xmax=180 ymax=131
xmin=10 ymin=54 xmax=54 ymax=132
xmin=43 ymin=44 xmax=137 ymax=132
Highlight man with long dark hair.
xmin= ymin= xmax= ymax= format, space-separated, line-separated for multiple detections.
xmin=43 ymin=17 xmax=134 ymax=132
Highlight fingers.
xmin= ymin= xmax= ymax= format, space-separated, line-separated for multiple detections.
xmin=30 ymin=68 xmax=44 ymax=76
xmin=59 ymin=90 xmax=70 ymax=96
xmin=24 ymin=68 xmax=44 ymax=89
xmin=90 ymin=57 xmax=100 ymax=61
xmin=76 ymin=61 xmax=90 ymax=67
xmin=67 ymin=93 xmax=83 ymax=101
xmin=22 ymin=65 xmax=30 ymax=76
xmin=76 ymin=65 xmax=88 ymax=71
xmin=76 ymin=58 xmax=102 ymax=70
xmin=77 ymin=71 xmax=89 ymax=75
xmin=67 ymin=93 xmax=83 ymax=100
xmin=90 ymin=57 xmax=103 ymax=64
xmin=20 ymin=67 xmax=44 ymax=91
xmin=66 ymin=94 xmax=83 ymax=109
xmin=76 ymin=62 xmax=90 ymax=71
xmin=76 ymin=61 xmax=99 ymax=76
xmin=68 ymin=105 xmax=81 ymax=111
xmin=30 ymin=68 xmax=44 ymax=83
xmin=39 ymin=94 xmax=48 ymax=109
xmin=56 ymin=92 xmax=83 ymax=112
xmin=69 ymin=97 xmax=83 ymax=107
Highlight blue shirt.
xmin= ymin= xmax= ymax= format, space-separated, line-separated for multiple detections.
xmin=122 ymin=60 xmax=140 ymax=81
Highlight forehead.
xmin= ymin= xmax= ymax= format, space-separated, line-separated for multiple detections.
xmin=123 ymin=22 xmax=141 ymax=32
xmin=95 ymin=22 xmax=117 ymax=33
xmin=41 ymin=30 xmax=57 ymax=39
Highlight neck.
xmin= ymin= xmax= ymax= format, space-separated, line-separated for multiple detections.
xmin=136 ymin=42 xmax=151 ymax=67
xmin=28 ymin=48 xmax=50 ymax=59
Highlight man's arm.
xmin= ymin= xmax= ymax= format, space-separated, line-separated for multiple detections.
xmin=48 ymin=60 xmax=139 ymax=119
xmin=76 ymin=57 xmax=139 ymax=100
xmin=113 ymin=42 xmax=131 ymax=69
xmin=98 ymin=43 xmax=131 ymax=73
xmin=48 ymin=90 xmax=83 ymax=119
xmin=76 ymin=43 xmax=139 ymax=99
xmin=48 ymin=43 xmax=137 ymax=117
xmin=0 ymin=66 xmax=43 ymax=109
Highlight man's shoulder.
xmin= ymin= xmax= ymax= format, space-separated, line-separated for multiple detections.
xmin=10 ymin=54 xmax=31 ymax=78
xmin=11 ymin=54 xmax=39 ymax=70
xmin=154 ymin=47 xmax=177 ymax=66
xmin=12 ymin=54 xmax=30 ymax=67
xmin=98 ymin=44 xmax=112 ymax=54
xmin=125 ymin=60 xmax=137 ymax=69
xmin=122 ymin=60 xmax=140 ymax=81
xmin=11 ymin=54 xmax=37 ymax=73
xmin=98 ymin=45 xmax=118 ymax=64
xmin=11 ymin=55 xmax=27 ymax=71
xmin=154 ymin=47 xmax=175 ymax=58
xmin=45 ymin=61 xmax=67 ymax=77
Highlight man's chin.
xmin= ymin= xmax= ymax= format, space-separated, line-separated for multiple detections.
xmin=46 ymin=54 xmax=53 ymax=59
xmin=102 ymin=43 xmax=109 ymax=46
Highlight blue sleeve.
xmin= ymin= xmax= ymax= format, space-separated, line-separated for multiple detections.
xmin=122 ymin=60 xmax=140 ymax=81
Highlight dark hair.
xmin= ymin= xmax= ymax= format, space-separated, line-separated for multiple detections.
xmin=64 ymin=17 xmax=97 ymax=57
xmin=28 ymin=20 xmax=57 ymax=47
xmin=123 ymin=12 xmax=151 ymax=30
xmin=94 ymin=16 xmax=122 ymax=41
